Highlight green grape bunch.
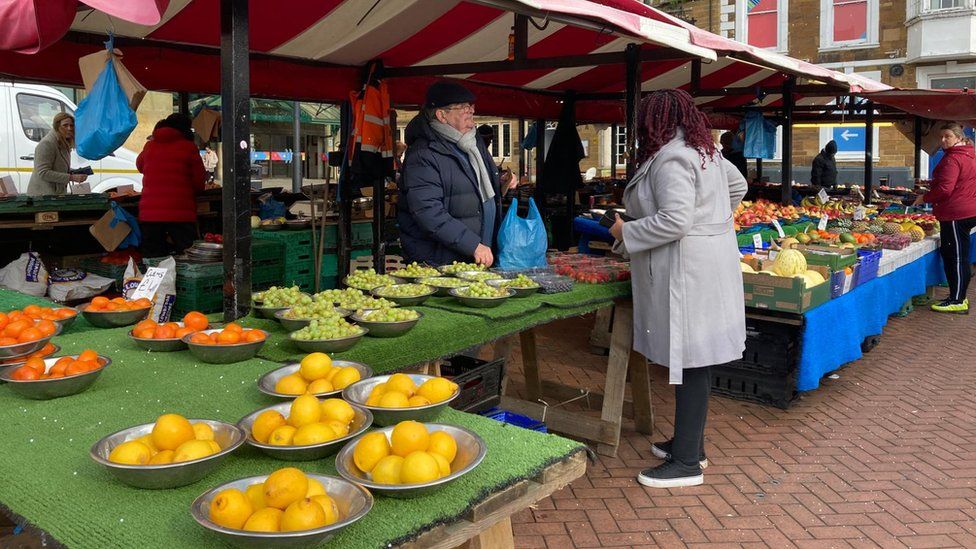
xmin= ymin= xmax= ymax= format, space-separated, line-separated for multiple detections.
xmin=498 ymin=274 xmax=540 ymax=289
xmin=283 ymin=301 xmax=344 ymax=320
xmin=419 ymin=276 xmax=468 ymax=288
xmin=458 ymin=281 xmax=509 ymax=298
xmin=292 ymin=317 xmax=363 ymax=340
xmin=440 ymin=261 xmax=487 ymax=274
xmin=346 ymin=268 xmax=398 ymax=290
xmin=458 ymin=271 xmax=503 ymax=282
xmin=361 ymin=308 xmax=420 ymax=322
xmin=253 ymin=286 xmax=310 ymax=307
xmin=373 ymin=284 xmax=433 ymax=298
xmin=392 ymin=262 xmax=439 ymax=278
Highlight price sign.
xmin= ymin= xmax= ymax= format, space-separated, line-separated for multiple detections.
xmin=768 ymin=250 xmax=779 ymax=260
xmin=130 ymin=267 xmax=167 ymax=301
xmin=854 ymin=206 xmax=866 ymax=221
xmin=818 ymin=215 xmax=829 ymax=231
xmin=817 ymin=188 xmax=829 ymax=205
xmin=771 ymin=219 xmax=785 ymax=238
xmin=904 ymin=206 xmax=910 ymax=214
xmin=752 ymin=233 xmax=763 ymax=249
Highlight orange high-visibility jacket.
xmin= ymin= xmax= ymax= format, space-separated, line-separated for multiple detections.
xmin=350 ymin=79 xmax=393 ymax=162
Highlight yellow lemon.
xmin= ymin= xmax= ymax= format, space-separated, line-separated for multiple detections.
xmin=427 ymin=431 xmax=458 ymax=463
xmin=400 ymin=451 xmax=440 ymax=484
xmin=365 ymin=391 xmax=385 ymax=407
xmin=192 ymin=422 xmax=215 ymax=441
xmin=370 ymin=455 xmax=404 ymax=484
xmin=378 ymin=391 xmax=410 ymax=408
xmin=108 ymin=441 xmax=152 ymax=465
xmin=320 ymin=398 xmax=355 ymax=424
xmin=430 ymin=452 xmax=451 ymax=478
xmin=173 ymin=439 xmax=216 ymax=463
xmin=281 ymin=498 xmax=327 ymax=532
xmin=275 ymin=373 xmax=308 ymax=395
xmin=151 ymin=413 xmax=196 ymax=451
xmin=207 ymin=440 xmax=222 ymax=454
xmin=407 ymin=395 xmax=432 ymax=407
xmin=288 ymin=394 xmax=322 ymax=428
xmin=306 ymin=378 xmax=334 ymax=395
xmin=353 ymin=432 xmax=391 ymax=473
xmin=325 ymin=420 xmax=350 ymax=438
xmin=330 ymin=366 xmax=361 ymax=390
xmin=391 ymin=420 xmax=430 ymax=457
xmin=386 ymin=373 xmax=417 ymax=397
xmin=299 ymin=352 xmax=333 ymax=381
xmin=264 ymin=467 xmax=309 ymax=510
xmin=134 ymin=434 xmax=159 ymax=454
xmin=148 ymin=449 xmax=175 ymax=465
xmin=311 ymin=494 xmax=340 ymax=525
xmin=292 ymin=422 xmax=337 ymax=446
xmin=323 ymin=367 xmax=340 ymax=383
xmin=417 ymin=378 xmax=457 ymax=403
xmin=252 ymin=410 xmax=287 ymax=444
xmin=368 ymin=383 xmax=388 ymax=399
xmin=245 ymin=482 xmax=266 ymax=510
xmin=242 ymin=507 xmax=282 ymax=533
xmin=209 ymin=488 xmax=253 ymax=530
xmin=305 ymin=477 xmax=326 ymax=498
xmin=267 ymin=425 xmax=298 ymax=446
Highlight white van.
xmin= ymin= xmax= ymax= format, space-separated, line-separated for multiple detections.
xmin=0 ymin=82 xmax=143 ymax=194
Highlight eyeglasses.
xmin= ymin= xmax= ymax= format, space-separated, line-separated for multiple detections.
xmin=441 ymin=103 xmax=475 ymax=114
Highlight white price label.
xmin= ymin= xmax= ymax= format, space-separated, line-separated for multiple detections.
xmin=817 ymin=188 xmax=829 ymax=204
xmin=818 ymin=215 xmax=829 ymax=231
xmin=752 ymin=233 xmax=763 ymax=249
xmin=768 ymin=250 xmax=779 ymax=260
xmin=904 ymin=206 xmax=910 ymax=214
xmin=130 ymin=267 xmax=167 ymax=301
xmin=854 ymin=206 xmax=866 ymax=221
xmin=771 ymin=219 xmax=785 ymax=238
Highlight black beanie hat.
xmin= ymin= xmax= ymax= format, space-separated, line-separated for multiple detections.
xmin=425 ymin=81 xmax=476 ymax=109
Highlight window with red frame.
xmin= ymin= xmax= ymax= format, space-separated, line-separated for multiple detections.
xmin=746 ymin=0 xmax=779 ymax=49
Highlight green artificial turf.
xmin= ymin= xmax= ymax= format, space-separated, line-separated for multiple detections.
xmin=419 ymin=295 xmax=545 ymax=320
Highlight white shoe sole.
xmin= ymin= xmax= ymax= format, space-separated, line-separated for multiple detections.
xmin=651 ymin=444 xmax=709 ymax=469
xmin=637 ymin=473 xmax=704 ymax=488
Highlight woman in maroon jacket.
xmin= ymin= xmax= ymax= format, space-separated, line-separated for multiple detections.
xmin=914 ymin=123 xmax=976 ymax=313
xmin=137 ymin=114 xmax=206 ymax=258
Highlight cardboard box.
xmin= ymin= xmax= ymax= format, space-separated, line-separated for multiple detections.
xmin=193 ymin=108 xmax=221 ymax=142
xmin=742 ymin=259 xmax=831 ymax=313
xmin=0 ymin=175 xmax=17 ymax=196
xmin=78 ymin=49 xmax=147 ymax=111
xmin=89 ymin=209 xmax=130 ymax=252
xmin=797 ymin=244 xmax=857 ymax=271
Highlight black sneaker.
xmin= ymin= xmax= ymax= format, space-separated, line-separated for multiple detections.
xmin=651 ymin=439 xmax=709 ymax=469
xmin=637 ymin=460 xmax=704 ymax=488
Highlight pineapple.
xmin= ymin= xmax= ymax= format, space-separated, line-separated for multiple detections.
xmin=882 ymin=222 xmax=902 ymax=235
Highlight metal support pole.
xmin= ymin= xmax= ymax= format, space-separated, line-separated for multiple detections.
xmin=624 ymin=43 xmax=641 ymax=180
xmin=372 ymin=109 xmax=392 ymax=274
xmin=756 ymin=158 xmax=763 ymax=182
xmin=610 ymin=123 xmax=618 ymax=179
xmin=513 ymin=15 xmax=529 ymax=62
xmin=781 ymin=77 xmax=795 ymax=205
xmin=864 ymin=101 xmax=875 ymax=205
xmin=220 ymin=0 xmax=251 ymax=321
xmin=913 ymin=115 xmax=923 ymax=181
xmin=690 ymin=59 xmax=702 ymax=96
xmin=519 ymin=117 xmax=527 ymax=178
xmin=178 ymin=92 xmax=190 ymax=116
xmin=292 ymin=101 xmax=302 ymax=193
xmin=338 ymin=101 xmax=353 ymax=280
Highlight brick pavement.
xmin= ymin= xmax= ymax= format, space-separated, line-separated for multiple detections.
xmin=506 ymin=301 xmax=976 ymax=548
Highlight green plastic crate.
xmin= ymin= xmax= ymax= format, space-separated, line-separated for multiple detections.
xmin=352 ymin=221 xmax=374 ymax=246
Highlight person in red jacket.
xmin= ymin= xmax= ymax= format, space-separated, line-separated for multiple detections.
xmin=136 ymin=114 xmax=206 ymax=258
xmin=914 ymin=123 xmax=976 ymax=313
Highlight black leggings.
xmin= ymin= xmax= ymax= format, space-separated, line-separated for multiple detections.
xmin=671 ymin=366 xmax=711 ymax=467
xmin=141 ymin=222 xmax=197 ymax=258
xmin=939 ymin=216 xmax=976 ymax=302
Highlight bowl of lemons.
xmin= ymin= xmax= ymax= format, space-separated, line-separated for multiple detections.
xmin=257 ymin=353 xmax=371 ymax=400
xmin=335 ymin=421 xmax=486 ymax=498
xmin=191 ymin=467 xmax=372 ymax=548
xmin=90 ymin=413 xmax=245 ymax=489
xmin=342 ymin=373 xmax=459 ymax=426
xmin=238 ymin=396 xmax=372 ymax=461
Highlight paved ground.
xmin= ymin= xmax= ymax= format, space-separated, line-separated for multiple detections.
xmin=506 ymin=302 xmax=976 ymax=548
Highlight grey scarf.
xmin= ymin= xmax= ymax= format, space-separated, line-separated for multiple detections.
xmin=430 ymin=120 xmax=495 ymax=202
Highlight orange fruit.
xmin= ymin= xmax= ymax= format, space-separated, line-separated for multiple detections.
xmin=216 ymin=330 xmax=241 ymax=345
xmin=3 ymin=320 xmax=31 ymax=338
xmin=183 ymin=311 xmax=208 ymax=331
xmin=17 ymin=327 xmax=42 ymax=343
xmin=190 ymin=333 xmax=212 ymax=345
xmin=23 ymin=305 xmax=41 ymax=317
xmin=91 ymin=296 xmax=109 ymax=307
xmin=134 ymin=319 xmax=157 ymax=332
xmin=23 ymin=357 xmax=46 ymax=372
xmin=134 ymin=298 xmax=152 ymax=308
xmin=7 ymin=310 xmax=22 ymax=320
xmin=11 ymin=366 xmax=40 ymax=381
xmin=55 ymin=308 xmax=76 ymax=319
xmin=78 ymin=349 xmax=99 ymax=363
xmin=105 ymin=302 xmax=120 ymax=311
xmin=34 ymin=343 xmax=55 ymax=357
xmin=154 ymin=325 xmax=177 ymax=339
xmin=243 ymin=330 xmax=265 ymax=342
xmin=134 ymin=328 xmax=155 ymax=339
xmin=111 ymin=297 xmax=126 ymax=305
xmin=0 ymin=312 xmax=8 ymax=329
xmin=0 ymin=337 xmax=17 ymax=346
xmin=163 ymin=322 xmax=180 ymax=331
xmin=175 ymin=327 xmax=194 ymax=339
xmin=35 ymin=320 xmax=56 ymax=337
xmin=65 ymin=361 xmax=86 ymax=376
xmin=50 ymin=361 xmax=69 ymax=377
xmin=224 ymin=322 xmax=243 ymax=333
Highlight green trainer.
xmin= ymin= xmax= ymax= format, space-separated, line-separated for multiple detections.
xmin=931 ymin=299 xmax=969 ymax=314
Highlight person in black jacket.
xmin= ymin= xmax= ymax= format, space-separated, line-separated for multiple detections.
xmin=398 ymin=82 xmax=501 ymax=267
xmin=720 ymin=132 xmax=748 ymax=180
xmin=811 ymin=140 xmax=838 ymax=189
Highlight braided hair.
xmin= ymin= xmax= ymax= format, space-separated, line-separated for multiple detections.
xmin=635 ymin=89 xmax=717 ymax=168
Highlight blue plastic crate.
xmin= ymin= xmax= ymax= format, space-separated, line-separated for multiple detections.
xmin=481 ymin=407 xmax=547 ymax=433
xmin=855 ymin=249 xmax=881 ymax=287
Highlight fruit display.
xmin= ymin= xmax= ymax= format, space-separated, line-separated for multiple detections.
xmin=741 ymin=257 xmax=826 ymax=288
xmin=203 ymin=233 xmax=224 ymax=244
xmin=772 ymin=249 xmax=807 ymax=277
xmin=438 ymin=261 xmax=486 ymax=275
xmin=107 ymin=413 xmax=225 ymax=465
xmin=291 ymin=318 xmax=364 ymax=341
xmin=363 ymin=374 xmax=458 ymax=409
xmin=0 ymin=342 xmax=57 ymax=366
xmin=282 ymin=301 xmax=346 ymax=321
xmin=2 ymin=305 xmax=77 ymax=323
xmin=7 ymin=349 xmax=103 ymax=381
xmin=84 ymin=296 xmax=152 ymax=312
xmin=188 ymin=323 xmax=266 ymax=345
xmin=357 ymin=308 xmax=420 ymax=323
xmin=352 ymin=421 xmax=458 ymax=484
xmin=260 ymin=217 xmax=287 ymax=228
xmin=250 ymin=396 xmax=358 ymax=446
xmin=345 ymin=269 xmax=399 ymax=291
xmin=372 ymin=284 xmax=433 ymax=298
xmin=132 ymin=311 xmax=209 ymax=340
xmin=877 ymin=233 xmax=912 ymax=250
xmin=207 ymin=467 xmax=343 ymax=532
xmin=418 ymin=276 xmax=467 ymax=288
xmin=390 ymin=262 xmax=439 ymax=278
xmin=456 ymin=271 xmax=503 ymax=282
xmin=454 ymin=281 xmax=509 ymax=298
xmin=315 ymin=288 xmax=396 ymax=311
xmin=0 ymin=315 xmax=58 ymax=347
xmin=549 ymin=253 xmax=631 ymax=283
xmin=273 ymin=353 xmax=363 ymax=395
xmin=253 ymin=286 xmax=311 ymax=307
xmin=496 ymin=274 xmax=540 ymax=289
xmin=735 ymin=199 xmax=803 ymax=227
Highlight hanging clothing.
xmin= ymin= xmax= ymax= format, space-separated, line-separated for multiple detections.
xmin=348 ymin=70 xmax=394 ymax=186
xmin=740 ymin=111 xmax=778 ymax=160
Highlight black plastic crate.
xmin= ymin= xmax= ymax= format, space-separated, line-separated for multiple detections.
xmin=441 ymin=354 xmax=505 ymax=414
xmin=733 ymin=317 xmax=804 ymax=376
xmin=711 ymin=364 xmax=798 ymax=409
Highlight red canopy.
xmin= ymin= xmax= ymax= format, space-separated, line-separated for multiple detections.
xmin=858 ymin=89 xmax=976 ymax=127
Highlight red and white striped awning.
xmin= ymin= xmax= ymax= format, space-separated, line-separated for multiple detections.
xmin=0 ymin=0 xmax=891 ymax=122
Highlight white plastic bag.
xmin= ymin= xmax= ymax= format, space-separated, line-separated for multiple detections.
xmin=121 ymin=257 xmax=142 ymax=298
xmin=145 ymin=257 xmax=177 ymax=323
xmin=0 ymin=252 xmax=49 ymax=297
xmin=47 ymin=269 xmax=114 ymax=302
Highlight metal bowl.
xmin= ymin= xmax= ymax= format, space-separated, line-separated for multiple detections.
xmin=341 ymin=373 xmax=458 ymax=426
xmin=129 ymin=321 xmax=189 ymax=352
xmin=449 ymin=287 xmax=516 ymax=308
xmin=52 ymin=308 xmax=80 ymax=331
xmin=455 ymin=270 xmax=504 ymax=282
xmin=251 ymin=303 xmax=288 ymax=320
xmin=237 ymin=402 xmax=372 ymax=461
xmin=90 ymin=419 xmax=245 ymax=489
xmin=0 ymin=354 xmax=110 ymax=400
xmin=283 ymin=219 xmax=311 ymax=230
xmin=190 ymin=473 xmax=372 ymax=548
xmin=274 ymin=307 xmax=351 ymax=333
xmin=349 ymin=310 xmax=423 ymax=338
xmin=288 ymin=329 xmax=367 ymax=354
xmin=342 ymin=274 xmax=402 ymax=292
xmin=436 ymin=264 xmax=485 ymax=276
xmin=183 ymin=329 xmax=268 ymax=364
xmin=388 ymin=267 xmax=439 ymax=282
xmin=0 ymin=344 xmax=59 ymax=368
xmin=335 ymin=423 xmax=487 ymax=498
xmin=418 ymin=277 xmax=470 ymax=297
xmin=78 ymin=304 xmax=151 ymax=328
xmin=257 ymin=361 xmax=373 ymax=400
xmin=369 ymin=284 xmax=435 ymax=306
xmin=258 ymin=223 xmax=284 ymax=231
xmin=0 ymin=323 xmax=62 ymax=360
xmin=487 ymin=278 xmax=541 ymax=298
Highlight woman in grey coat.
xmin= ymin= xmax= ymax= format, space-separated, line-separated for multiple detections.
xmin=610 ymin=90 xmax=747 ymax=488
xmin=27 ymin=112 xmax=87 ymax=196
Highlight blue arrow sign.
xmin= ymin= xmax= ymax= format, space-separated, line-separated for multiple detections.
xmin=832 ymin=126 xmax=865 ymax=153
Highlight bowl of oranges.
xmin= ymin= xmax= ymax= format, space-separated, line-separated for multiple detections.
xmin=0 ymin=349 xmax=108 ymax=400
xmin=129 ymin=311 xmax=210 ymax=352
xmin=0 ymin=342 xmax=59 ymax=368
xmin=79 ymin=296 xmax=152 ymax=328
xmin=335 ymin=421 xmax=486 ymax=498
xmin=5 ymin=304 xmax=79 ymax=332
xmin=0 ymin=313 xmax=62 ymax=359
xmin=238 ymin=396 xmax=372 ymax=461
xmin=184 ymin=325 xmax=268 ymax=364
xmin=257 ymin=352 xmax=371 ymax=400
xmin=90 ymin=413 xmax=245 ymax=489
xmin=342 ymin=373 xmax=460 ymax=426
xmin=190 ymin=467 xmax=372 ymax=548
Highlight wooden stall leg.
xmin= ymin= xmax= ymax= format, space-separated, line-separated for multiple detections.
xmin=589 ymin=305 xmax=613 ymax=355
xmin=629 ymin=353 xmax=654 ymax=435
xmin=458 ymin=517 xmax=514 ymax=549
xmin=518 ymin=329 xmax=541 ymax=401
xmin=596 ymin=301 xmax=633 ymax=457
